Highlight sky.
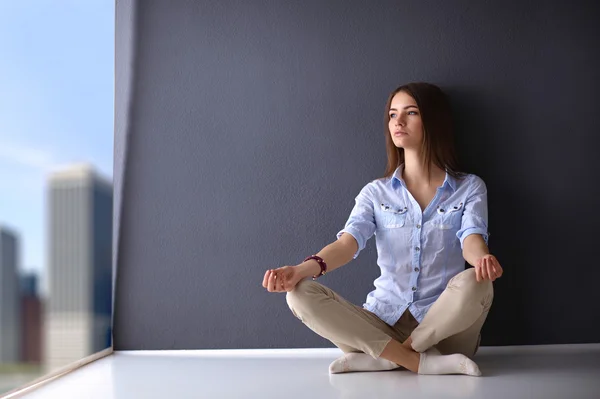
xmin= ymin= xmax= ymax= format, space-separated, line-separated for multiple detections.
xmin=0 ymin=0 xmax=114 ymax=297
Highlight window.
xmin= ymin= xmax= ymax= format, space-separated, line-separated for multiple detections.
xmin=0 ymin=1 xmax=114 ymax=395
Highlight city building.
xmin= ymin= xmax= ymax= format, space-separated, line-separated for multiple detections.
xmin=20 ymin=273 xmax=43 ymax=364
xmin=0 ymin=226 xmax=21 ymax=364
xmin=44 ymin=164 xmax=113 ymax=372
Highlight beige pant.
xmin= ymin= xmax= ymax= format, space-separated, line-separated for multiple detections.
xmin=286 ymin=268 xmax=493 ymax=359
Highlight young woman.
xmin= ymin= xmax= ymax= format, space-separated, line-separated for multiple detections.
xmin=261 ymin=82 xmax=503 ymax=376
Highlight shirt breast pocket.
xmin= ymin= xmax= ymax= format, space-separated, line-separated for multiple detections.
xmin=377 ymin=203 xmax=408 ymax=229
xmin=435 ymin=201 xmax=463 ymax=230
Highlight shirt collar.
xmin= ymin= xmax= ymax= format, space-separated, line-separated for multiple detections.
xmin=392 ymin=163 xmax=457 ymax=192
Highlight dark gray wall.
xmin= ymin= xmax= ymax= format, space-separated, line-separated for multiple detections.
xmin=113 ymin=0 xmax=136 ymax=337
xmin=114 ymin=0 xmax=600 ymax=350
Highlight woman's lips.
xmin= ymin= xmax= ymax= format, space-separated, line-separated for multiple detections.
xmin=394 ymin=131 xmax=407 ymax=136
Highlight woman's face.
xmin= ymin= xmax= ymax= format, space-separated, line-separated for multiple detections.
xmin=388 ymin=91 xmax=423 ymax=149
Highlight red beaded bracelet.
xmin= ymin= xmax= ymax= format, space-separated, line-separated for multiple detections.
xmin=304 ymin=255 xmax=327 ymax=280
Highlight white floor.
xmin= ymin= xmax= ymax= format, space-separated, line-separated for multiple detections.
xmin=10 ymin=344 xmax=600 ymax=399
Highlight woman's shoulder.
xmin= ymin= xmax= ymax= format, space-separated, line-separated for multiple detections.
xmin=365 ymin=175 xmax=395 ymax=194
xmin=347 ymin=177 xmax=390 ymax=204
xmin=456 ymin=172 xmax=487 ymax=193
xmin=451 ymin=167 xmax=484 ymax=181
xmin=466 ymin=173 xmax=486 ymax=185
xmin=355 ymin=179 xmax=378 ymax=196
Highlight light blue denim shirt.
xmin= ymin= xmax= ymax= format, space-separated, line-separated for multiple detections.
xmin=336 ymin=163 xmax=490 ymax=326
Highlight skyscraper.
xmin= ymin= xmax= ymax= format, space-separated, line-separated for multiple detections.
xmin=20 ymin=274 xmax=38 ymax=297
xmin=0 ymin=226 xmax=21 ymax=364
xmin=20 ymin=273 xmax=42 ymax=364
xmin=44 ymin=164 xmax=113 ymax=372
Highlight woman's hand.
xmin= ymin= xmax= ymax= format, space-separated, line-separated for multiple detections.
xmin=262 ymin=265 xmax=303 ymax=293
xmin=475 ymin=254 xmax=503 ymax=282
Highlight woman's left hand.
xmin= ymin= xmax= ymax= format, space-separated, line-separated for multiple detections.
xmin=475 ymin=254 xmax=503 ymax=282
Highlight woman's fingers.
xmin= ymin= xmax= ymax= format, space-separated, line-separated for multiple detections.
xmin=493 ymin=258 xmax=503 ymax=277
xmin=262 ymin=270 xmax=270 ymax=288
xmin=264 ymin=268 xmax=289 ymax=293
xmin=482 ymin=258 xmax=489 ymax=280
xmin=488 ymin=257 xmax=501 ymax=279
xmin=492 ymin=261 xmax=500 ymax=279
xmin=488 ymin=259 xmax=497 ymax=281
xmin=485 ymin=258 xmax=494 ymax=281
xmin=475 ymin=259 xmax=482 ymax=282
xmin=267 ymin=270 xmax=276 ymax=292
xmin=487 ymin=258 xmax=496 ymax=276
xmin=482 ymin=259 xmax=490 ymax=280
xmin=271 ymin=270 xmax=284 ymax=292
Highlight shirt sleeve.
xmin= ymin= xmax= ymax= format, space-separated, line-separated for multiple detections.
xmin=335 ymin=183 xmax=377 ymax=259
xmin=456 ymin=175 xmax=490 ymax=249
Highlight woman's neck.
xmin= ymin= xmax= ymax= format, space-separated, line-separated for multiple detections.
xmin=402 ymin=151 xmax=445 ymax=188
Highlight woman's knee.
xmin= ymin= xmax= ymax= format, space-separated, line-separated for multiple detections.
xmin=285 ymin=278 xmax=324 ymax=315
xmin=448 ymin=268 xmax=493 ymax=301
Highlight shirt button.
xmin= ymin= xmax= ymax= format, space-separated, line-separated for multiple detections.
xmin=414 ymin=267 xmax=419 ymax=272
xmin=415 ymin=247 xmax=420 ymax=251
xmin=416 ymin=224 xmax=421 ymax=228
xmin=412 ymin=286 xmax=417 ymax=291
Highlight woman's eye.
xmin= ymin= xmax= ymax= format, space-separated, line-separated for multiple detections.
xmin=408 ymin=111 xmax=418 ymax=115
xmin=390 ymin=113 xmax=397 ymax=118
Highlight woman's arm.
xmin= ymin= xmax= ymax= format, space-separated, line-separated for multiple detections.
xmin=462 ymin=234 xmax=489 ymax=267
xmin=462 ymin=234 xmax=503 ymax=282
xmin=296 ymin=233 xmax=358 ymax=279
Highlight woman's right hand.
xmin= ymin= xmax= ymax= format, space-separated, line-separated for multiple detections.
xmin=262 ymin=265 xmax=303 ymax=293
